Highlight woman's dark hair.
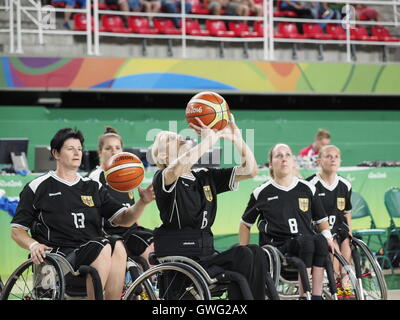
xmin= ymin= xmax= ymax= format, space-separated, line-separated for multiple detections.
xmin=50 ymin=128 xmax=84 ymax=156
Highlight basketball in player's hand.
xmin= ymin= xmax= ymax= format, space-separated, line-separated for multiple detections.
xmin=104 ymin=152 xmax=144 ymax=192
xmin=186 ymin=91 xmax=230 ymax=131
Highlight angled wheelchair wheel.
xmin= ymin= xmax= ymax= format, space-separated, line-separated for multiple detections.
xmin=0 ymin=276 xmax=4 ymax=297
xmin=324 ymin=253 xmax=361 ymax=300
xmin=124 ymin=262 xmax=211 ymax=300
xmin=351 ymin=237 xmax=388 ymax=300
xmin=1 ymin=256 xmax=65 ymax=300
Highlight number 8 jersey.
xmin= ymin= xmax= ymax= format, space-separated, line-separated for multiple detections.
xmin=241 ymin=177 xmax=328 ymax=243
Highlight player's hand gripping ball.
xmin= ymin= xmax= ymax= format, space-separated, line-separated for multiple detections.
xmin=186 ymin=91 xmax=231 ymax=130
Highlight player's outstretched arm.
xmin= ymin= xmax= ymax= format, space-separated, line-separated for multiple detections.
xmin=112 ymin=184 xmax=155 ymax=227
xmin=164 ymin=118 xmax=221 ymax=186
xmin=220 ymin=115 xmax=258 ymax=182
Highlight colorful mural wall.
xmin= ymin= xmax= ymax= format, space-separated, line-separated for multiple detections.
xmin=1 ymin=56 xmax=400 ymax=94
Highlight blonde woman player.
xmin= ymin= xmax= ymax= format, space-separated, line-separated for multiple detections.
xmin=239 ymin=143 xmax=338 ymax=300
xmin=306 ymin=145 xmax=354 ymax=299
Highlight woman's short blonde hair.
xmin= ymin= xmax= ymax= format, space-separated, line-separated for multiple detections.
xmin=151 ymin=131 xmax=170 ymax=169
xmin=318 ymin=144 xmax=341 ymax=158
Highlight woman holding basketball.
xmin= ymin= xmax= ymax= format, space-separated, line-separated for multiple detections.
xmin=11 ymin=128 xmax=147 ymax=300
xmin=88 ymin=126 xmax=155 ymax=263
xmin=151 ymin=96 xmax=271 ymax=300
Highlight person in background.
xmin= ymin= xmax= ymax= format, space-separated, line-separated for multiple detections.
xmin=88 ymin=126 xmax=155 ymax=264
xmin=306 ymin=145 xmax=354 ymax=299
xmin=298 ymin=128 xmax=331 ymax=159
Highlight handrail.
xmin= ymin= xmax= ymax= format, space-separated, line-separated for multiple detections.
xmin=2 ymin=0 xmax=400 ymax=61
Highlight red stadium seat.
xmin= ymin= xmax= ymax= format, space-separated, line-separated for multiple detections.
xmin=278 ymin=22 xmax=307 ymax=39
xmin=154 ymin=19 xmax=182 ymax=34
xmin=129 ymin=17 xmax=160 ymax=34
xmin=73 ymin=13 xmax=105 ymax=31
xmin=185 ymin=19 xmax=210 ymax=36
xmin=190 ymin=0 xmax=210 ymax=14
xmin=274 ymin=0 xmax=298 ymax=17
xmin=228 ymin=21 xmax=258 ymax=38
xmin=371 ymin=25 xmax=400 ymax=42
xmin=303 ymin=23 xmax=333 ymax=40
xmin=206 ymin=20 xmax=235 ymax=37
xmin=350 ymin=25 xmax=379 ymax=41
xmin=253 ymin=21 xmax=283 ymax=38
xmin=101 ymin=15 xmax=132 ymax=33
xmin=326 ymin=24 xmax=348 ymax=40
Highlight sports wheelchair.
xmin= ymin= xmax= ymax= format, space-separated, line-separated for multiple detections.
xmin=123 ymin=253 xmax=279 ymax=300
xmin=346 ymin=236 xmax=387 ymax=300
xmin=1 ymin=252 xmax=147 ymax=300
xmin=262 ymin=244 xmax=364 ymax=300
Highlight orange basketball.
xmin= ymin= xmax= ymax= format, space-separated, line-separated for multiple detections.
xmin=186 ymin=91 xmax=230 ymax=131
xmin=104 ymin=152 xmax=144 ymax=192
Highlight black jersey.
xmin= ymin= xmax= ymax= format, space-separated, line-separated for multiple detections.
xmin=11 ymin=171 xmax=126 ymax=248
xmin=306 ymin=173 xmax=352 ymax=233
xmin=241 ymin=177 xmax=328 ymax=243
xmin=88 ymin=167 xmax=135 ymax=236
xmin=152 ymin=166 xmax=238 ymax=230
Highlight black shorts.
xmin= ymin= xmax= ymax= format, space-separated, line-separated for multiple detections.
xmin=49 ymin=237 xmax=111 ymax=271
xmin=124 ymin=226 xmax=154 ymax=256
xmin=333 ymin=223 xmax=350 ymax=244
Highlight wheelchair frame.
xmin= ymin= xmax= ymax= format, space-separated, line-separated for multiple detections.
xmin=1 ymin=253 xmax=104 ymax=300
xmin=123 ymin=254 xmax=276 ymax=300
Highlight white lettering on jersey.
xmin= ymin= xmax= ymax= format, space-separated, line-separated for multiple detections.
xmin=328 ymin=215 xmax=336 ymax=228
xmin=318 ymin=193 xmax=326 ymax=196
xmin=49 ymin=192 xmax=62 ymax=197
xmin=288 ymin=218 xmax=298 ymax=234
xmin=201 ymin=211 xmax=208 ymax=229
xmin=71 ymin=212 xmax=85 ymax=228
xmin=267 ymin=196 xmax=278 ymax=201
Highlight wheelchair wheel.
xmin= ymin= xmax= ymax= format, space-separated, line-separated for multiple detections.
xmin=324 ymin=253 xmax=361 ymax=300
xmin=351 ymin=237 xmax=388 ymax=300
xmin=124 ymin=262 xmax=211 ymax=300
xmin=1 ymin=256 xmax=65 ymax=300
xmin=0 ymin=276 xmax=4 ymax=297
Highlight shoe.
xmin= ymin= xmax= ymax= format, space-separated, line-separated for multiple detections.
xmin=63 ymin=21 xmax=71 ymax=30
xmin=336 ymin=287 xmax=345 ymax=299
xmin=343 ymin=287 xmax=355 ymax=299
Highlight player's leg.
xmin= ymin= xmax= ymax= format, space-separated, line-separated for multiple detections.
xmin=104 ymin=240 xmax=127 ymax=300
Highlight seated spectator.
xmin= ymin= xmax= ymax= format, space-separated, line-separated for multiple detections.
xmin=105 ymin=0 xmax=136 ymax=27
xmin=355 ymin=4 xmax=383 ymax=22
xmin=161 ymin=0 xmax=192 ymax=28
xmin=280 ymin=0 xmax=313 ymax=20
xmin=308 ymin=3 xmax=342 ymax=29
xmin=142 ymin=0 xmax=161 ymax=26
xmin=246 ymin=0 xmax=262 ymax=17
xmin=52 ymin=0 xmax=86 ymax=29
xmin=280 ymin=0 xmax=313 ymax=33
xmin=207 ymin=0 xmax=229 ymax=15
xmin=298 ymin=128 xmax=331 ymax=159
xmin=226 ymin=0 xmax=249 ymax=17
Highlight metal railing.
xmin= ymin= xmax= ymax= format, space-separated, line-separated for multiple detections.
xmin=1 ymin=0 xmax=400 ymax=61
